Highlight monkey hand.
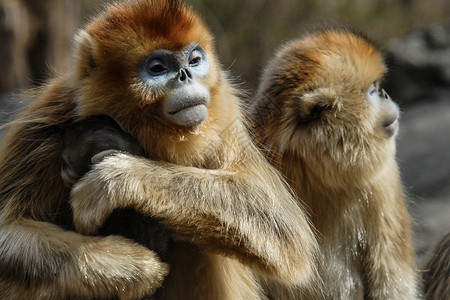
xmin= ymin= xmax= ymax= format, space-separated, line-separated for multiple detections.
xmin=70 ymin=152 xmax=148 ymax=235
xmin=79 ymin=235 xmax=169 ymax=299
xmin=70 ymin=152 xmax=170 ymax=299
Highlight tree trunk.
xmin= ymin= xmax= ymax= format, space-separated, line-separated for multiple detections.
xmin=0 ymin=0 xmax=81 ymax=93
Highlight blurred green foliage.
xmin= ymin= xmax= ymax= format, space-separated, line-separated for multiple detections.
xmin=82 ymin=0 xmax=449 ymax=92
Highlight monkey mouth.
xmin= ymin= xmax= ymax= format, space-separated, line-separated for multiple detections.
xmin=168 ymin=99 xmax=208 ymax=115
xmin=383 ymin=117 xmax=399 ymax=137
xmin=165 ymin=99 xmax=209 ymax=127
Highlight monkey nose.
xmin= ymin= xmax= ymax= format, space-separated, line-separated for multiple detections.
xmin=379 ymin=89 xmax=390 ymax=100
xmin=178 ymin=69 xmax=192 ymax=82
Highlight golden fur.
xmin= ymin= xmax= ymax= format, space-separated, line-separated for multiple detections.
xmin=250 ymin=28 xmax=419 ymax=299
xmin=422 ymin=231 xmax=450 ymax=300
xmin=0 ymin=1 xmax=318 ymax=299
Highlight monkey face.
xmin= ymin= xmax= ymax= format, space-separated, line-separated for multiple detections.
xmin=140 ymin=44 xmax=211 ymax=127
xmin=70 ymin=0 xmax=235 ymax=162
xmin=73 ymin=0 xmax=220 ymax=133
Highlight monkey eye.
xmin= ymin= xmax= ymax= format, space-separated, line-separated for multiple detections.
xmin=146 ymin=58 xmax=168 ymax=76
xmin=188 ymin=49 xmax=203 ymax=67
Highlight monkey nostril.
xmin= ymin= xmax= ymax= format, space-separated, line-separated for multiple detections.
xmin=185 ymin=69 xmax=192 ymax=79
xmin=380 ymin=89 xmax=389 ymax=100
xmin=178 ymin=69 xmax=192 ymax=82
xmin=178 ymin=70 xmax=185 ymax=81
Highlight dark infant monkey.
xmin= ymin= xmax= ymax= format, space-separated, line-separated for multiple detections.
xmin=61 ymin=115 xmax=170 ymax=258
xmin=61 ymin=115 xmax=145 ymax=187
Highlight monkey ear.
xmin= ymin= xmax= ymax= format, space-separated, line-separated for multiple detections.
xmin=301 ymin=87 xmax=340 ymax=120
xmin=74 ymin=30 xmax=98 ymax=79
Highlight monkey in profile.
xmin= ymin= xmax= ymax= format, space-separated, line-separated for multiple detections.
xmin=422 ymin=231 xmax=450 ymax=300
xmin=250 ymin=28 xmax=420 ymax=299
xmin=0 ymin=1 xmax=319 ymax=299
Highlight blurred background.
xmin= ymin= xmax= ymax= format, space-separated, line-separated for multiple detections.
xmin=0 ymin=0 xmax=449 ymax=263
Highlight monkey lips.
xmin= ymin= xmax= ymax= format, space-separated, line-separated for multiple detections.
xmin=164 ymin=82 xmax=210 ymax=127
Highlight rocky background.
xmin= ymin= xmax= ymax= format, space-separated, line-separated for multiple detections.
xmin=0 ymin=0 xmax=449 ymax=265
xmin=385 ymin=26 xmax=450 ymax=263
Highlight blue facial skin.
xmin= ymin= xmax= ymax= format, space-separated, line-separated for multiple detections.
xmin=140 ymin=43 xmax=209 ymax=88
xmin=140 ymin=43 xmax=211 ymax=127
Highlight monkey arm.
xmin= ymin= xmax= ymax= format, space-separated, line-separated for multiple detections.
xmin=71 ymin=152 xmax=318 ymax=286
xmin=0 ymin=217 xmax=168 ymax=299
xmin=0 ymin=98 xmax=169 ymax=299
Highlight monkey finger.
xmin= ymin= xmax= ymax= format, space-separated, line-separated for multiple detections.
xmin=70 ymin=160 xmax=127 ymax=235
xmin=91 ymin=149 xmax=122 ymax=165
xmin=61 ymin=164 xmax=80 ymax=188
xmin=71 ymin=181 xmax=112 ymax=235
